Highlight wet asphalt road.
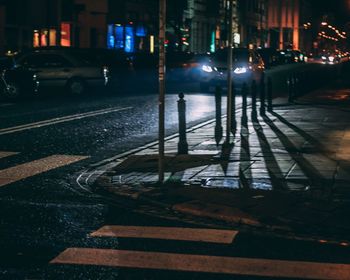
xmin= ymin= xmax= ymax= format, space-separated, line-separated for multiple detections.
xmin=1 ymin=63 xmax=349 ymax=279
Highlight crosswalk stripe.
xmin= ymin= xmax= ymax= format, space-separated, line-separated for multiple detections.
xmin=0 ymin=151 xmax=18 ymax=159
xmin=0 ymin=155 xmax=89 ymax=187
xmin=91 ymin=226 xmax=238 ymax=244
xmin=50 ymin=248 xmax=350 ymax=279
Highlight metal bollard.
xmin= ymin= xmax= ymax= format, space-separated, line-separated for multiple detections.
xmin=259 ymin=72 xmax=266 ymax=116
xmin=215 ymin=86 xmax=223 ymax=144
xmin=241 ymin=82 xmax=248 ymax=124
xmin=177 ymin=93 xmax=188 ymax=154
xmin=267 ymin=77 xmax=273 ymax=112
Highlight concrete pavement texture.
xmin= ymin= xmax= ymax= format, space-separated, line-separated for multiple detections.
xmin=94 ymin=88 xmax=350 ymax=244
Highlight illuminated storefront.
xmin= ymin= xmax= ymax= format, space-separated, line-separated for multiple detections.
xmin=32 ymin=23 xmax=71 ymax=48
xmin=107 ymin=23 xmax=152 ymax=53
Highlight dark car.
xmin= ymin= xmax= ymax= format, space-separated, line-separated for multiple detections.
xmin=14 ymin=48 xmax=110 ymax=95
xmin=130 ymin=51 xmax=211 ymax=82
xmin=199 ymin=47 xmax=265 ymax=92
xmin=256 ymin=48 xmax=282 ymax=68
xmin=279 ymin=49 xmax=306 ymax=64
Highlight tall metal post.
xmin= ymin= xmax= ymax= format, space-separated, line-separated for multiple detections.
xmin=225 ymin=0 xmax=233 ymax=144
xmin=158 ymin=0 xmax=166 ymax=183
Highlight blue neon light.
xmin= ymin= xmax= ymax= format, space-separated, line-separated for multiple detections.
xmin=136 ymin=25 xmax=147 ymax=37
xmin=125 ymin=26 xmax=134 ymax=53
xmin=115 ymin=26 xmax=124 ymax=49
xmin=107 ymin=25 xmax=114 ymax=49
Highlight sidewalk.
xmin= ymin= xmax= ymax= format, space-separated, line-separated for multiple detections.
xmin=94 ymin=89 xmax=350 ymax=243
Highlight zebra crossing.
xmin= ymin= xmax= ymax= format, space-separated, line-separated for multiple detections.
xmin=50 ymin=225 xmax=350 ymax=279
xmin=0 ymin=151 xmax=88 ymax=187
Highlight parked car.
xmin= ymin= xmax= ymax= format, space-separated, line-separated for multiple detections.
xmin=1 ymin=66 xmax=39 ymax=99
xmin=279 ymin=49 xmax=306 ymax=64
xmin=14 ymin=48 xmax=110 ymax=95
xmin=199 ymin=47 xmax=265 ymax=92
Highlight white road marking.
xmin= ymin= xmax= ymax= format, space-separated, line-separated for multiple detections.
xmin=0 ymin=155 xmax=89 ymax=187
xmin=0 ymin=106 xmax=133 ymax=136
xmin=91 ymin=226 xmax=238 ymax=244
xmin=0 ymin=151 xmax=18 ymax=159
xmin=51 ymin=248 xmax=350 ymax=279
xmin=0 ymin=103 xmax=14 ymax=107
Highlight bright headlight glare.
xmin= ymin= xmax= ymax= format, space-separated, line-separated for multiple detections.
xmin=201 ymin=65 xmax=213 ymax=72
xmin=329 ymin=56 xmax=335 ymax=62
xmin=321 ymin=56 xmax=326 ymax=60
xmin=233 ymin=67 xmax=247 ymax=74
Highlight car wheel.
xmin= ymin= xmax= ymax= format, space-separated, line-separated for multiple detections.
xmin=3 ymin=82 xmax=21 ymax=99
xmin=66 ymin=78 xmax=86 ymax=96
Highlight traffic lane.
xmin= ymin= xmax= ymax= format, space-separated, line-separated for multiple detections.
xmin=0 ymin=77 xmax=201 ymax=130
xmin=0 ymin=93 xmax=223 ymax=167
xmin=0 ymin=61 xmax=325 ymax=131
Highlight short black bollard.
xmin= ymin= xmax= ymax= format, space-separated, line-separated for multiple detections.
xmin=177 ymin=93 xmax=188 ymax=154
xmin=259 ymin=72 xmax=266 ymax=116
xmin=241 ymin=82 xmax=248 ymax=125
xmin=215 ymin=86 xmax=223 ymax=144
xmin=251 ymin=80 xmax=257 ymax=120
xmin=267 ymin=77 xmax=273 ymax=112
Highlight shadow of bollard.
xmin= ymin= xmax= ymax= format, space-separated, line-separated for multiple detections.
xmin=251 ymin=80 xmax=258 ymax=121
xmin=231 ymin=83 xmax=237 ymax=133
xmin=267 ymin=77 xmax=273 ymax=112
xmin=241 ymin=82 xmax=248 ymax=125
xmin=215 ymin=86 xmax=223 ymax=145
xmin=259 ymin=72 xmax=266 ymax=116
xmin=177 ymin=92 xmax=188 ymax=154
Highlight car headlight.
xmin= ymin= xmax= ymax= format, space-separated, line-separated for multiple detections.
xmin=102 ymin=66 xmax=109 ymax=77
xmin=328 ymin=56 xmax=335 ymax=62
xmin=201 ymin=65 xmax=213 ymax=73
xmin=233 ymin=67 xmax=247 ymax=74
xmin=321 ymin=56 xmax=327 ymax=60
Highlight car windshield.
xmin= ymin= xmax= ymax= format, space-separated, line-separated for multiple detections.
xmin=213 ymin=49 xmax=249 ymax=62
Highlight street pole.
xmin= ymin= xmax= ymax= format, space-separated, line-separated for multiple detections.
xmin=225 ymin=0 xmax=233 ymax=145
xmin=158 ymin=0 xmax=166 ymax=183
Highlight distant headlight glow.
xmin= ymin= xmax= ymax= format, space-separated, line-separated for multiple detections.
xmin=233 ymin=67 xmax=247 ymax=74
xmin=201 ymin=65 xmax=213 ymax=73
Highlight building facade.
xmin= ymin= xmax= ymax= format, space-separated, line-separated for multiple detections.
xmin=0 ymin=0 xmax=314 ymax=54
xmin=0 ymin=0 xmax=108 ymax=53
xmin=238 ymin=0 xmax=268 ymax=48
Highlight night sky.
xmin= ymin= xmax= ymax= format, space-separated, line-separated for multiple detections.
xmin=310 ymin=0 xmax=350 ymax=26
